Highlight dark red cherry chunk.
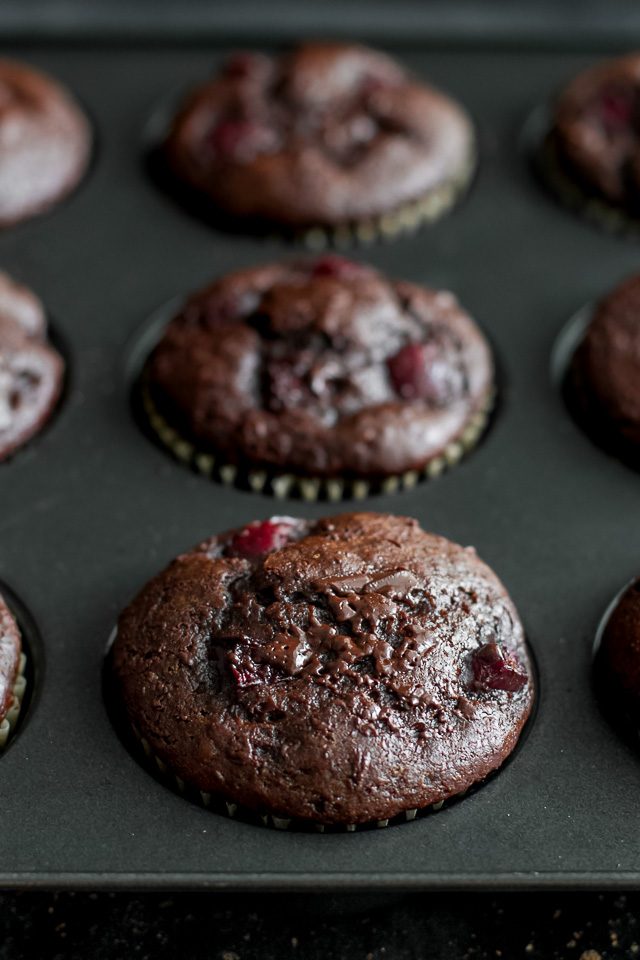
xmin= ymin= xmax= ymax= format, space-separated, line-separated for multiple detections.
xmin=387 ymin=341 xmax=458 ymax=403
xmin=210 ymin=119 xmax=278 ymax=162
xmin=227 ymin=519 xmax=295 ymax=559
xmin=591 ymin=86 xmax=635 ymax=134
xmin=230 ymin=661 xmax=282 ymax=688
xmin=310 ymin=255 xmax=366 ymax=280
xmin=472 ymin=643 xmax=527 ymax=692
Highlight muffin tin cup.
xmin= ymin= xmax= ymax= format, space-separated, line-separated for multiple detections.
xmin=0 ymin=581 xmax=42 ymax=754
xmin=525 ymin=103 xmax=640 ymax=240
xmin=103 ymin=623 xmax=538 ymax=835
xmin=138 ymin=375 xmax=495 ymax=501
xmin=591 ymin=578 xmax=640 ymax=753
xmin=295 ymin=148 xmax=478 ymax=251
xmin=144 ymin=85 xmax=477 ymax=249
xmin=0 ymin=317 xmax=71 ymax=467
xmin=551 ymin=300 xmax=640 ymax=473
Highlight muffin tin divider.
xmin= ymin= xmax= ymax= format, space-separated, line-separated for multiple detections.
xmin=1 ymin=41 xmax=640 ymax=890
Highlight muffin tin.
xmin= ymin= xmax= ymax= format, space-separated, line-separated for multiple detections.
xmin=3 ymin=38 xmax=640 ymax=891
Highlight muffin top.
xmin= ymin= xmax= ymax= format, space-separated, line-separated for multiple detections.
xmin=598 ymin=579 xmax=640 ymax=718
xmin=571 ymin=272 xmax=640 ymax=454
xmin=553 ymin=53 xmax=640 ymax=208
xmin=0 ymin=593 xmax=20 ymax=723
xmin=0 ymin=271 xmax=64 ymax=462
xmin=146 ymin=257 xmax=493 ymax=479
xmin=163 ymin=42 xmax=474 ymax=228
xmin=0 ymin=59 xmax=91 ymax=227
xmin=113 ymin=512 xmax=534 ymax=825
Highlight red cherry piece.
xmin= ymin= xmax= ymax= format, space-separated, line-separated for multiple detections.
xmin=387 ymin=342 xmax=456 ymax=403
xmin=592 ymin=87 xmax=635 ymax=133
xmin=227 ymin=520 xmax=295 ymax=559
xmin=310 ymin=256 xmax=365 ymax=279
xmin=230 ymin=661 xmax=282 ymax=688
xmin=210 ymin=120 xmax=278 ymax=162
xmin=472 ymin=643 xmax=528 ymax=693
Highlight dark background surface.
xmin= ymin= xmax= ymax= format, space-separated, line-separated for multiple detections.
xmin=2 ymin=889 xmax=640 ymax=959
xmin=3 ymin=2 xmax=640 ymax=957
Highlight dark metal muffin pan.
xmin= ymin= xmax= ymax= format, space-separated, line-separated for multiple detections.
xmin=3 ymin=38 xmax=640 ymax=892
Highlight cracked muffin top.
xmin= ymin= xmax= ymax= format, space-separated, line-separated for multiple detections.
xmin=0 ymin=59 xmax=90 ymax=227
xmin=112 ymin=512 xmax=534 ymax=825
xmin=0 ymin=271 xmax=64 ymax=462
xmin=163 ymin=42 xmax=474 ymax=229
xmin=145 ymin=256 xmax=493 ymax=479
xmin=552 ymin=53 xmax=640 ymax=209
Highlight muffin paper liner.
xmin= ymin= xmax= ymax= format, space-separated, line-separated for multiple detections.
xmin=0 ymin=652 xmax=27 ymax=750
xmin=295 ymin=148 xmax=477 ymax=251
xmin=107 ymin=623 xmax=535 ymax=834
xmin=525 ymin=104 xmax=640 ymax=239
xmin=129 ymin=719 xmax=469 ymax=833
xmin=139 ymin=377 xmax=495 ymax=501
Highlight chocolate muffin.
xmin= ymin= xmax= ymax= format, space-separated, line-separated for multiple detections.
xmin=0 ymin=271 xmax=65 ymax=462
xmin=112 ymin=512 xmax=534 ymax=828
xmin=0 ymin=591 xmax=24 ymax=749
xmin=544 ymin=53 xmax=640 ymax=227
xmin=0 ymin=59 xmax=91 ymax=227
xmin=596 ymin=578 xmax=640 ymax=734
xmin=161 ymin=42 xmax=475 ymax=243
xmin=141 ymin=256 xmax=494 ymax=499
xmin=569 ymin=272 xmax=640 ymax=465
